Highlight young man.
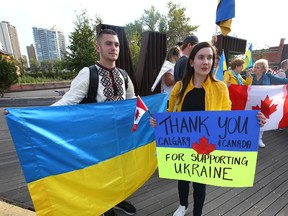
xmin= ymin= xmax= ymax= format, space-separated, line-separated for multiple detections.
xmin=53 ymin=29 xmax=135 ymax=105
xmin=52 ymin=29 xmax=136 ymax=216
xmin=174 ymin=35 xmax=199 ymax=82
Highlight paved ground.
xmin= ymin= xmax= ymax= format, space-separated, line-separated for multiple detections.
xmin=0 ymin=88 xmax=69 ymax=107
xmin=3 ymin=88 xmax=69 ymax=98
xmin=0 ymin=201 xmax=35 ymax=216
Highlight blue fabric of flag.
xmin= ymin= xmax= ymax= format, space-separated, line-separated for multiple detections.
xmin=5 ymin=93 xmax=168 ymax=183
xmin=243 ymin=44 xmax=253 ymax=70
xmin=215 ymin=51 xmax=227 ymax=81
xmin=216 ymin=0 xmax=236 ymax=24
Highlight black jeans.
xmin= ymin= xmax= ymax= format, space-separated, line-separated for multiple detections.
xmin=178 ymin=180 xmax=206 ymax=216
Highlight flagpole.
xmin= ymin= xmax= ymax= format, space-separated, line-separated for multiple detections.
xmin=147 ymin=110 xmax=153 ymax=117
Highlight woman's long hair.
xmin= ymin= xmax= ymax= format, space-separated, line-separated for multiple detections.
xmin=178 ymin=42 xmax=217 ymax=102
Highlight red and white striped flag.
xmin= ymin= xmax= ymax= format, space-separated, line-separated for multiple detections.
xmin=132 ymin=96 xmax=149 ymax=132
xmin=229 ymin=84 xmax=288 ymax=131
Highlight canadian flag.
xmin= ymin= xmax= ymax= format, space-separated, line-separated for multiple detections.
xmin=229 ymin=84 xmax=288 ymax=131
xmin=132 ymin=96 xmax=149 ymax=132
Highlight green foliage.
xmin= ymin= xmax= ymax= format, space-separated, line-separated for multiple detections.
xmin=140 ymin=6 xmax=162 ymax=31
xmin=30 ymin=59 xmax=40 ymax=72
xmin=125 ymin=21 xmax=144 ymax=71
xmin=17 ymin=56 xmax=28 ymax=75
xmin=0 ymin=55 xmax=18 ymax=96
xmin=166 ymin=1 xmax=199 ymax=48
xmin=64 ymin=9 xmax=101 ymax=72
xmin=40 ymin=60 xmax=53 ymax=72
xmin=51 ymin=59 xmax=64 ymax=73
xmin=129 ymin=35 xmax=141 ymax=72
xmin=17 ymin=71 xmax=76 ymax=84
xmin=124 ymin=1 xmax=199 ymax=71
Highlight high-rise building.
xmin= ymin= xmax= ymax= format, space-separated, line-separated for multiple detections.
xmin=0 ymin=21 xmax=22 ymax=60
xmin=33 ymin=26 xmax=66 ymax=62
xmin=51 ymin=25 xmax=66 ymax=60
xmin=26 ymin=44 xmax=38 ymax=63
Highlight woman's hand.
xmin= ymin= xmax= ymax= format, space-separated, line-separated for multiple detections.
xmin=150 ymin=117 xmax=156 ymax=128
xmin=246 ymin=68 xmax=253 ymax=77
xmin=257 ymin=112 xmax=266 ymax=127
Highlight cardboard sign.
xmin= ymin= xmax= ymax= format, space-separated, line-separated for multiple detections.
xmin=154 ymin=110 xmax=260 ymax=187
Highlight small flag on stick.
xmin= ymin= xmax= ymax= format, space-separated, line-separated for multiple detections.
xmin=215 ymin=50 xmax=227 ymax=81
xmin=132 ymin=96 xmax=149 ymax=132
xmin=243 ymin=44 xmax=253 ymax=70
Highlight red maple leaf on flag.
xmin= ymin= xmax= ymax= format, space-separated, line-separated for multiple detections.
xmin=134 ymin=109 xmax=140 ymax=120
xmin=192 ymin=136 xmax=216 ymax=155
xmin=252 ymin=95 xmax=277 ymax=119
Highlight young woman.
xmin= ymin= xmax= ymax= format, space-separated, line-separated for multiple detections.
xmin=151 ymin=46 xmax=180 ymax=99
xmin=150 ymin=42 xmax=266 ymax=216
xmin=223 ymin=58 xmax=253 ymax=86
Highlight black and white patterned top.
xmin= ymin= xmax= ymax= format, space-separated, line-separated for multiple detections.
xmin=52 ymin=64 xmax=135 ymax=106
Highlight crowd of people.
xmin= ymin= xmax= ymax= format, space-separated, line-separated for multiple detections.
xmin=5 ymin=29 xmax=285 ymax=216
xmin=154 ymin=35 xmax=288 ymax=151
xmin=47 ymin=31 xmax=273 ymax=216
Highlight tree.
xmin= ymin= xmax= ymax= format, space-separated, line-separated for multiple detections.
xmin=64 ymin=10 xmax=102 ymax=72
xmin=0 ymin=55 xmax=18 ymax=97
xmin=30 ymin=59 xmax=40 ymax=73
xmin=166 ymin=1 xmax=199 ymax=48
xmin=41 ymin=60 xmax=53 ymax=72
xmin=125 ymin=21 xmax=144 ymax=71
xmin=125 ymin=2 xmax=199 ymax=69
xmin=52 ymin=59 xmax=64 ymax=73
xmin=17 ymin=56 xmax=27 ymax=75
xmin=140 ymin=6 xmax=162 ymax=31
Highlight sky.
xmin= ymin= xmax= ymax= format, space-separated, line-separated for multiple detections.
xmin=1 ymin=0 xmax=286 ymax=58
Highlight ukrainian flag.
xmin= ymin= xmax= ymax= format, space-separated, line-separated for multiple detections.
xmin=243 ymin=44 xmax=253 ymax=70
xmin=215 ymin=50 xmax=227 ymax=81
xmin=216 ymin=0 xmax=236 ymax=36
xmin=5 ymin=93 xmax=168 ymax=216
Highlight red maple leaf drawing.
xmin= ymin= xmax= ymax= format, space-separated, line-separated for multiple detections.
xmin=252 ymin=95 xmax=277 ymax=119
xmin=192 ymin=136 xmax=216 ymax=155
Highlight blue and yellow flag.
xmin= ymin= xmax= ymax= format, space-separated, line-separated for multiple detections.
xmin=215 ymin=50 xmax=227 ymax=81
xmin=243 ymin=44 xmax=253 ymax=70
xmin=5 ymin=93 xmax=168 ymax=216
xmin=216 ymin=0 xmax=236 ymax=36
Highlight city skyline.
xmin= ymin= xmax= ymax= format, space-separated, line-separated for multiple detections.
xmin=1 ymin=0 xmax=287 ymax=58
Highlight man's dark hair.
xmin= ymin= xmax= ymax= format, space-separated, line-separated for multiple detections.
xmin=97 ymin=29 xmax=118 ymax=42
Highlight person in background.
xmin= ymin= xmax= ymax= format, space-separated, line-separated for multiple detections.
xmin=280 ymin=59 xmax=288 ymax=78
xmin=52 ymin=29 xmax=136 ymax=216
xmin=213 ymin=54 xmax=220 ymax=73
xmin=252 ymin=58 xmax=288 ymax=148
xmin=275 ymin=69 xmax=286 ymax=78
xmin=151 ymin=46 xmax=180 ymax=102
xmin=271 ymin=66 xmax=279 ymax=75
xmin=174 ymin=35 xmax=199 ymax=82
xmin=150 ymin=42 xmax=266 ymax=216
xmin=223 ymin=58 xmax=253 ymax=86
